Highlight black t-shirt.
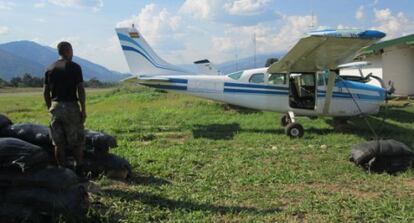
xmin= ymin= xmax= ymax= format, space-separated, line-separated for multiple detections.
xmin=44 ymin=59 xmax=83 ymax=102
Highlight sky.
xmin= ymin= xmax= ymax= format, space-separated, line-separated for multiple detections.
xmin=0 ymin=0 xmax=413 ymax=73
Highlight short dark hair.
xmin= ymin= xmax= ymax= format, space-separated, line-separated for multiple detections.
xmin=57 ymin=41 xmax=72 ymax=56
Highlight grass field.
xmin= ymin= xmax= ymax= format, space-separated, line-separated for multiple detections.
xmin=1 ymin=86 xmax=413 ymax=222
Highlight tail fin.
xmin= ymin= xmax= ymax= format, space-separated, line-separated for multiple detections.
xmin=115 ymin=27 xmax=190 ymax=76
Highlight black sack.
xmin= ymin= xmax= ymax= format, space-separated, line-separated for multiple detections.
xmin=85 ymin=130 xmax=117 ymax=154
xmin=0 ymin=167 xmax=79 ymax=190
xmin=3 ymin=185 xmax=88 ymax=222
xmin=0 ymin=138 xmax=50 ymax=172
xmin=84 ymin=153 xmax=131 ymax=180
xmin=350 ymin=139 xmax=414 ymax=173
xmin=0 ymin=204 xmax=43 ymax=223
xmin=0 ymin=114 xmax=12 ymax=131
xmin=0 ymin=124 xmax=53 ymax=150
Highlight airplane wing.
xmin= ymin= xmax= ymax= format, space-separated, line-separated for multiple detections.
xmin=267 ymin=30 xmax=386 ymax=73
xmin=267 ymin=29 xmax=385 ymax=115
xmin=194 ymin=59 xmax=221 ymax=75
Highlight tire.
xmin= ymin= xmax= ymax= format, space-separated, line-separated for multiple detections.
xmin=280 ymin=115 xmax=290 ymax=127
xmin=286 ymin=123 xmax=304 ymax=138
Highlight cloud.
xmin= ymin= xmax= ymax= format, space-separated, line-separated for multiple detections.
xmin=224 ymin=0 xmax=271 ymax=16
xmin=116 ymin=2 xmax=315 ymax=68
xmin=0 ymin=1 xmax=15 ymax=10
xmin=179 ymin=0 xmax=224 ymax=20
xmin=355 ymin=6 xmax=364 ymax=20
xmin=0 ymin=26 xmax=9 ymax=35
xmin=371 ymin=8 xmax=414 ymax=38
xmin=117 ymin=4 xmax=183 ymax=45
xmin=34 ymin=1 xmax=46 ymax=8
xmin=179 ymin=14 xmax=316 ymax=64
xmin=179 ymin=0 xmax=277 ymax=25
xmin=45 ymin=0 xmax=103 ymax=11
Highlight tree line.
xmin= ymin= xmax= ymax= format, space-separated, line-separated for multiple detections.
xmin=0 ymin=73 xmax=118 ymax=88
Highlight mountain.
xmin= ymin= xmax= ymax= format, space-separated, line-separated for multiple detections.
xmin=0 ymin=48 xmax=45 ymax=80
xmin=0 ymin=41 xmax=128 ymax=81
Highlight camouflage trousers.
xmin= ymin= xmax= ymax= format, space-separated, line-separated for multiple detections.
xmin=49 ymin=101 xmax=85 ymax=149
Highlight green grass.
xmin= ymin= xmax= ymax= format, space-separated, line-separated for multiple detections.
xmin=1 ymin=85 xmax=414 ymax=222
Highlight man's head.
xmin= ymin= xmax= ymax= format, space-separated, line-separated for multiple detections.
xmin=57 ymin=41 xmax=73 ymax=61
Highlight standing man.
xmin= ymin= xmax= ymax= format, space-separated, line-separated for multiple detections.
xmin=43 ymin=41 xmax=86 ymax=175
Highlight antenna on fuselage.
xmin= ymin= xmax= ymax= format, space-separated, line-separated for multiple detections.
xmin=253 ymin=33 xmax=257 ymax=68
xmin=235 ymin=45 xmax=239 ymax=71
xmin=310 ymin=11 xmax=315 ymax=29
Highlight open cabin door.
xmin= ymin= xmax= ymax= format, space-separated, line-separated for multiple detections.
xmin=288 ymin=72 xmax=317 ymax=110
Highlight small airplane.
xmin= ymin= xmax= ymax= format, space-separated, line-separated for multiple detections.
xmin=115 ymin=26 xmax=390 ymax=138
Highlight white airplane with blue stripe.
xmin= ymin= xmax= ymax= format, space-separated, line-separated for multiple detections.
xmin=116 ymin=26 xmax=389 ymax=138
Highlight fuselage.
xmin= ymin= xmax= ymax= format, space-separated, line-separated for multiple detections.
xmin=138 ymin=67 xmax=386 ymax=117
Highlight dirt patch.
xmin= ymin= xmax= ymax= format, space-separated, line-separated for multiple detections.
xmin=284 ymin=182 xmax=380 ymax=199
xmin=405 ymin=179 xmax=414 ymax=187
xmin=155 ymin=131 xmax=191 ymax=144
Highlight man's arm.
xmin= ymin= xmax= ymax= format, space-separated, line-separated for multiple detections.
xmin=43 ymin=70 xmax=51 ymax=109
xmin=77 ymin=82 xmax=86 ymax=123
xmin=43 ymin=84 xmax=51 ymax=109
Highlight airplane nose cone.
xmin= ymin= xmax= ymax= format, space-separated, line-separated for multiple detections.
xmin=360 ymin=30 xmax=386 ymax=39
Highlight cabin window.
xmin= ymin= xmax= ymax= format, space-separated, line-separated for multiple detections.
xmin=249 ymin=73 xmax=265 ymax=84
xmin=228 ymin=71 xmax=243 ymax=80
xmin=293 ymin=73 xmax=315 ymax=86
xmin=269 ymin=73 xmax=286 ymax=85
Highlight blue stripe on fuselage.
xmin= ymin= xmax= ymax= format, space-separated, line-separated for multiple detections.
xmin=141 ymin=83 xmax=187 ymax=91
xmin=140 ymin=79 xmax=383 ymax=101
xmin=224 ymin=88 xmax=288 ymax=95
xmin=169 ymin=78 xmax=188 ymax=84
xmin=224 ymin=82 xmax=288 ymax=91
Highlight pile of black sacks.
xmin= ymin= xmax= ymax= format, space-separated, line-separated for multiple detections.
xmin=0 ymin=114 xmax=131 ymax=222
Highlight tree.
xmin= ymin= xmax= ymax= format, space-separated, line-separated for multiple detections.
xmin=0 ymin=78 xmax=9 ymax=88
xmin=265 ymin=58 xmax=279 ymax=67
xmin=10 ymin=77 xmax=22 ymax=87
xmin=9 ymin=74 xmax=43 ymax=87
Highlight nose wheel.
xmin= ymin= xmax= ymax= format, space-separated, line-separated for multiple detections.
xmin=281 ymin=112 xmax=304 ymax=138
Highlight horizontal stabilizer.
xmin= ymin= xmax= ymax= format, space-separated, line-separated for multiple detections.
xmin=193 ymin=59 xmax=221 ymax=76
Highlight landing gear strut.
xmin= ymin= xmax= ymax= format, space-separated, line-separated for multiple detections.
xmin=281 ymin=112 xmax=304 ymax=138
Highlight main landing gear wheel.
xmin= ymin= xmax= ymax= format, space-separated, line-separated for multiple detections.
xmin=280 ymin=115 xmax=290 ymax=127
xmin=286 ymin=123 xmax=304 ymax=138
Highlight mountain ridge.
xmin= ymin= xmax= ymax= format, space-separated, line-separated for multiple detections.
xmin=0 ymin=41 xmax=129 ymax=81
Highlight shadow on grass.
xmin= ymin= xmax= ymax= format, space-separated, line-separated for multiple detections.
xmin=192 ymin=123 xmax=337 ymax=140
xmin=103 ymin=189 xmax=282 ymax=215
xmin=379 ymin=107 xmax=414 ymax=124
xmin=221 ymin=104 xmax=262 ymax=114
xmin=193 ymin=123 xmax=342 ymax=140
xmin=341 ymin=116 xmax=414 ymax=146
xmin=127 ymin=174 xmax=171 ymax=186
xmin=192 ymin=123 xmax=241 ymax=140
xmin=86 ymin=201 xmax=123 ymax=223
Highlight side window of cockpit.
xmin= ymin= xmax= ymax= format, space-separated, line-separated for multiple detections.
xmin=228 ymin=71 xmax=243 ymax=80
xmin=249 ymin=73 xmax=265 ymax=84
xmin=269 ymin=73 xmax=286 ymax=85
